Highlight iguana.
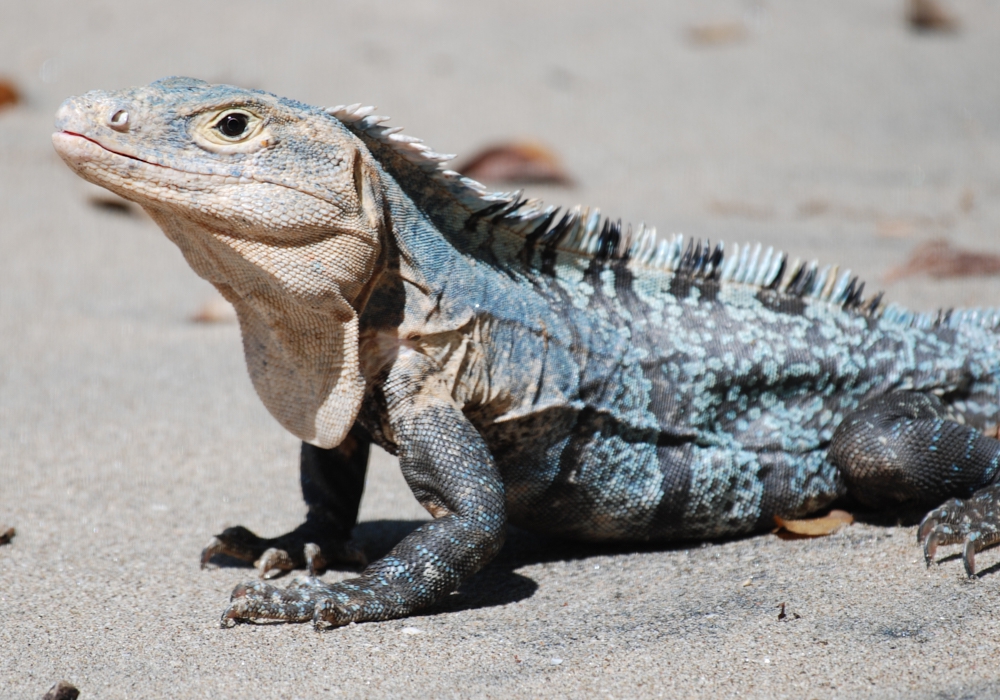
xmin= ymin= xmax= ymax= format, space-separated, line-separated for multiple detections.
xmin=52 ymin=77 xmax=1000 ymax=629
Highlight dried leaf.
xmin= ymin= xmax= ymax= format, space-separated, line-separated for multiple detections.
xmin=456 ymin=142 xmax=573 ymax=186
xmin=908 ymin=0 xmax=958 ymax=32
xmin=191 ymin=297 xmax=238 ymax=324
xmin=884 ymin=239 xmax=1000 ymax=283
xmin=689 ymin=22 xmax=747 ymax=46
xmin=0 ymin=79 xmax=20 ymax=111
xmin=0 ymin=525 xmax=14 ymax=545
xmin=774 ymin=509 xmax=852 ymax=537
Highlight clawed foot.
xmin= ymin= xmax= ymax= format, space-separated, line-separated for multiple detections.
xmin=917 ymin=484 xmax=1000 ymax=577
xmin=220 ymin=576 xmax=374 ymax=630
xmin=201 ymin=523 xmax=367 ymax=579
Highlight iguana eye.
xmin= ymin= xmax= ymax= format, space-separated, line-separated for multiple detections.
xmin=193 ymin=108 xmax=266 ymax=151
xmin=215 ymin=111 xmax=251 ymax=139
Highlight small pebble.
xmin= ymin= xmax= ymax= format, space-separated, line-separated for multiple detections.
xmin=41 ymin=680 xmax=80 ymax=700
xmin=551 ymin=658 xmax=563 ymax=666
xmin=191 ymin=297 xmax=238 ymax=324
xmin=401 ymin=627 xmax=423 ymax=635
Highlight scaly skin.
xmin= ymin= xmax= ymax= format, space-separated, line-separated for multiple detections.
xmin=52 ymin=78 xmax=1000 ymax=629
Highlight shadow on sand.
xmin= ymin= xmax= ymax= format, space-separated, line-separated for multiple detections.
xmin=205 ymin=518 xmax=701 ymax=616
xmin=353 ymin=519 xmax=703 ymax=617
xmin=206 ymin=500 xmax=1000 ymax=620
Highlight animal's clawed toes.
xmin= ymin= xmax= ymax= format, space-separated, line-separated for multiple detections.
xmin=917 ymin=485 xmax=1000 ymax=577
xmin=221 ymin=576 xmax=346 ymax=628
xmin=200 ymin=525 xmax=273 ymax=570
xmin=199 ymin=523 xmax=366 ymax=577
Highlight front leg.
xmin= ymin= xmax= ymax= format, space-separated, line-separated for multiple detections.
xmin=222 ymin=357 xmax=507 ymax=628
xmin=201 ymin=426 xmax=370 ymax=578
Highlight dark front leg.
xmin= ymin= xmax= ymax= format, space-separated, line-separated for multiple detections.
xmin=223 ymin=359 xmax=507 ymax=628
xmin=830 ymin=391 xmax=1000 ymax=575
xmin=201 ymin=425 xmax=370 ymax=577
xmin=300 ymin=428 xmax=369 ymax=540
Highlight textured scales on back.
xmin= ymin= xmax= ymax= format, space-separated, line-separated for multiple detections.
xmin=53 ymin=78 xmax=1000 ymax=630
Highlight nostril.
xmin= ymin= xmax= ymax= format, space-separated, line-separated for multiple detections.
xmin=108 ymin=109 xmax=129 ymax=131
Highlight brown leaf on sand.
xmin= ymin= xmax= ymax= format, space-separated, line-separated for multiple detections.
xmin=0 ymin=525 xmax=14 ymax=545
xmin=456 ymin=142 xmax=573 ymax=186
xmin=688 ymin=22 xmax=747 ymax=46
xmin=774 ymin=510 xmax=853 ymax=539
xmin=875 ymin=218 xmax=916 ymax=239
xmin=884 ymin=239 xmax=1000 ymax=283
xmin=908 ymin=0 xmax=959 ymax=32
xmin=0 ymin=79 xmax=20 ymax=110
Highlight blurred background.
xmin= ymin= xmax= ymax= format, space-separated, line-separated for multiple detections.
xmin=2 ymin=1 xmax=1000 ymax=697
xmin=5 ymin=1 xmax=1000 ymax=298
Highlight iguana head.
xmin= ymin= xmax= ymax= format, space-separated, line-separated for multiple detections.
xmin=53 ymin=77 xmax=387 ymax=448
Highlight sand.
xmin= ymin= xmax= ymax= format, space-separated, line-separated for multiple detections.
xmin=2 ymin=1 xmax=1000 ymax=697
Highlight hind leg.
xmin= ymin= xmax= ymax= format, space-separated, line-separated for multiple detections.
xmin=829 ymin=391 xmax=1000 ymax=575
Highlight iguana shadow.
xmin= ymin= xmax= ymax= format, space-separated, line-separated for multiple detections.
xmin=212 ymin=503 xmax=998 ymax=619
xmin=353 ymin=519 xmax=701 ymax=616
xmin=358 ymin=501 xmax=1000 ymax=615
xmin=205 ymin=519 xmax=696 ymax=614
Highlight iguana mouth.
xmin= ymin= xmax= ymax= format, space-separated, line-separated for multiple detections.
xmin=54 ymin=129 xmax=337 ymax=205
xmin=55 ymin=130 xmax=166 ymax=169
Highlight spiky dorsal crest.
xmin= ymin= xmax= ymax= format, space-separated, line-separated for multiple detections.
xmin=326 ymin=104 xmax=1000 ymax=332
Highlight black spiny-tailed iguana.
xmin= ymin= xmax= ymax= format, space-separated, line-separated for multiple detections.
xmin=52 ymin=77 xmax=1000 ymax=629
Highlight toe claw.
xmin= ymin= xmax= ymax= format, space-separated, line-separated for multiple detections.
xmin=255 ymin=547 xmax=294 ymax=579
xmin=917 ymin=513 xmax=941 ymax=544
xmin=200 ymin=536 xmax=225 ymax=569
xmin=917 ymin=487 xmax=1000 ymax=576
xmin=312 ymin=598 xmax=351 ymax=631
xmin=220 ymin=599 xmax=248 ymax=628
xmin=923 ymin=529 xmax=939 ymax=566
xmin=962 ymin=535 xmax=979 ymax=578
xmin=304 ymin=542 xmax=325 ymax=577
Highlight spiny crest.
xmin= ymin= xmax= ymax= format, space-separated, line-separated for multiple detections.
xmin=325 ymin=104 xmax=999 ymax=331
xmin=325 ymin=103 xmax=513 ymax=209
